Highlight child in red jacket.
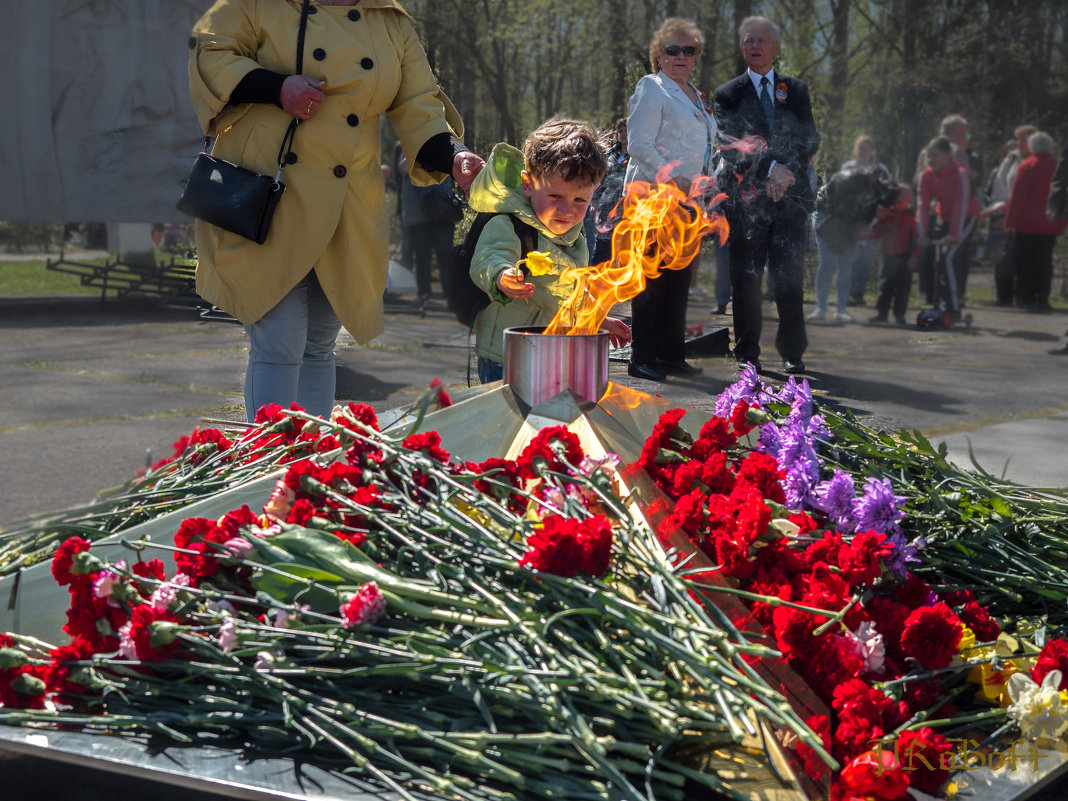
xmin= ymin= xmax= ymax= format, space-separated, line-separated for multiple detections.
xmin=869 ymin=185 xmax=921 ymax=325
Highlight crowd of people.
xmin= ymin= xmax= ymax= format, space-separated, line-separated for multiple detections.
xmin=185 ymin=1 xmax=1067 ymax=420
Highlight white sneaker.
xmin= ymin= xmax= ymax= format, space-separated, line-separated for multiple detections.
xmin=835 ymin=311 xmax=856 ymax=324
xmin=806 ymin=308 xmax=827 ymax=322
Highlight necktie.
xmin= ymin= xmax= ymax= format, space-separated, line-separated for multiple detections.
xmin=759 ymin=76 xmax=775 ymax=138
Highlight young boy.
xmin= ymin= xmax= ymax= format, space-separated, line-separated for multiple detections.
xmin=869 ymin=184 xmax=920 ymax=325
xmin=468 ymin=117 xmax=631 ymax=384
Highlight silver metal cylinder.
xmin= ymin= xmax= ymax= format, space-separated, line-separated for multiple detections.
xmin=502 ymin=326 xmax=609 ymax=407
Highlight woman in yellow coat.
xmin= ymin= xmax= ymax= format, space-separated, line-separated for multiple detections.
xmin=188 ymin=0 xmax=483 ymax=421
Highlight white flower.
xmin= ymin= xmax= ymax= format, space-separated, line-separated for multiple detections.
xmin=254 ymin=651 xmax=276 ymax=670
xmin=91 ymin=560 xmax=126 ymax=603
xmin=578 ymin=453 xmax=621 ymax=478
xmin=848 ymin=621 xmax=886 ymax=675
xmin=273 ymin=604 xmax=309 ymax=629
xmin=149 ymin=572 xmax=191 ymax=612
xmin=117 ymin=621 xmax=138 ymax=660
xmin=1007 ymin=670 xmax=1068 ymax=740
xmin=217 ymin=617 xmax=237 ymax=654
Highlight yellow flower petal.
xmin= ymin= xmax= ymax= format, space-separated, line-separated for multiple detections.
xmin=524 ymin=251 xmax=555 ymax=276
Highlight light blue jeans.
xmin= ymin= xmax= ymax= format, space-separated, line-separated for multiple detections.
xmin=848 ymin=240 xmax=876 ymax=298
xmin=812 ymin=224 xmax=859 ymax=315
xmin=244 ymin=271 xmax=341 ymax=422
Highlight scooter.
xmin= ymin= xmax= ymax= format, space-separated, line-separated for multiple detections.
xmin=916 ymin=308 xmax=973 ymax=329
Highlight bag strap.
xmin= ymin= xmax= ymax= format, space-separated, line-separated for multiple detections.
xmin=275 ymin=0 xmax=312 ymax=177
xmin=508 ymin=215 xmax=539 ymax=260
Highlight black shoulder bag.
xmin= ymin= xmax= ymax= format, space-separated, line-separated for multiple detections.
xmin=176 ymin=0 xmax=311 ymax=245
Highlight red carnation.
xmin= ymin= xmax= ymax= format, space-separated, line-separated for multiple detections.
xmin=729 ymin=400 xmax=756 ymax=437
xmin=958 ymin=600 xmax=1000 ymax=643
xmin=690 ymin=415 xmax=737 ymax=459
xmin=517 ymin=425 xmax=584 ymax=480
xmin=520 ymin=514 xmax=613 ymax=578
xmin=286 ymin=498 xmax=318 ymax=526
xmin=128 ymin=604 xmax=183 ymax=663
xmin=636 ymin=408 xmax=690 ymax=483
xmin=830 ymin=748 xmax=909 ymax=801
xmin=402 ymin=430 xmax=453 ymax=464
xmin=900 ymin=602 xmax=962 ymax=669
xmin=795 ymin=714 xmax=832 ymax=781
xmin=429 ymin=377 xmax=453 ymax=408
xmin=733 ymin=451 xmax=786 ymax=504
xmin=788 ymin=510 xmax=820 ymax=535
xmin=838 ymin=530 xmax=892 ymax=587
xmin=897 ymin=728 xmax=953 ymax=794
xmin=51 ymin=537 xmax=92 ymax=586
xmin=657 ymin=489 xmax=707 ymax=543
xmin=130 ymin=558 xmax=167 ymax=598
xmin=805 ymin=531 xmax=844 ymax=569
xmin=1031 ymin=638 xmax=1068 ymax=690
xmin=337 ymin=401 xmax=380 ymax=431
xmin=895 ymin=574 xmax=937 ymax=608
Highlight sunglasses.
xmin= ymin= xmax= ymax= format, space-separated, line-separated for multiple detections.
xmin=663 ymin=45 xmax=697 ymax=57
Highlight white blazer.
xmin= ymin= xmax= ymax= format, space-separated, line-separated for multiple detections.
xmin=624 ymin=72 xmax=718 ymax=186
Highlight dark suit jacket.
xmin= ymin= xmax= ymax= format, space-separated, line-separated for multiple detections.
xmin=713 ymin=71 xmax=820 ymax=208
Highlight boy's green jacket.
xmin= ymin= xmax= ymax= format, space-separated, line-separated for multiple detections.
xmin=468 ymin=143 xmax=589 ymax=364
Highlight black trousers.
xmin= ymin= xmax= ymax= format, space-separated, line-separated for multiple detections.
xmin=630 ymin=263 xmax=693 ymax=366
xmin=726 ymin=195 xmax=809 ymax=363
xmin=408 ymin=222 xmax=456 ymax=298
xmin=875 ymin=253 xmax=912 ymax=320
xmin=1013 ymin=232 xmax=1057 ymax=308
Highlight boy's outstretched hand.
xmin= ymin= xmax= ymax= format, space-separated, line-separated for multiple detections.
xmin=496 ymin=269 xmax=534 ymax=299
xmin=603 ymin=317 xmax=632 ymax=348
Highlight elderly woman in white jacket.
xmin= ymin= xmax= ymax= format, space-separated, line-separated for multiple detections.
xmin=624 ymin=17 xmax=718 ymax=382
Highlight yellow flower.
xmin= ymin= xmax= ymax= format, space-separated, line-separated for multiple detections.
xmin=523 ymin=251 xmax=555 ymax=276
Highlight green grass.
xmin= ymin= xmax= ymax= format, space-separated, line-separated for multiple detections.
xmin=0 ymin=258 xmax=115 ymax=297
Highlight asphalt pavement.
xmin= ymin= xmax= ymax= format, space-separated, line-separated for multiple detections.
xmin=1 ymin=267 xmax=1067 ymax=529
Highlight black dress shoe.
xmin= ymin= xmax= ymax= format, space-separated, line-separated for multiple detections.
xmin=627 ymin=362 xmax=667 ymax=381
xmin=1049 ymin=344 xmax=1068 ymax=356
xmin=735 ymin=357 xmax=762 ymax=373
xmin=657 ymin=359 xmax=702 ymax=376
xmin=782 ymin=358 xmax=806 ymax=375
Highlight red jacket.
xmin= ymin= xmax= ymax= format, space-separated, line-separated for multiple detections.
xmin=874 ymin=208 xmax=920 ymax=257
xmin=1005 ymin=152 xmax=1068 ymax=236
xmin=917 ymin=159 xmax=979 ymax=239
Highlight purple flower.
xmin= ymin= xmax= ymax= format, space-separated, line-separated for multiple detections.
xmin=884 ymin=532 xmax=925 ymax=579
xmin=814 ymin=470 xmax=857 ymax=530
xmin=775 ymin=376 xmax=799 ymax=406
xmin=852 ymin=477 xmax=907 ymax=536
xmin=805 ymin=413 xmax=830 ymax=443
xmin=757 ymin=422 xmax=782 ymax=459
xmin=779 ymin=425 xmax=821 ymax=508
xmin=715 ymin=364 xmax=767 ymax=417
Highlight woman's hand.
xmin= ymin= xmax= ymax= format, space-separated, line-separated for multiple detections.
xmin=452 ymin=151 xmax=486 ymax=195
xmin=603 ymin=317 xmax=632 ymax=347
xmin=281 ymin=75 xmax=326 ymax=120
xmin=495 ymin=268 xmax=534 ymax=299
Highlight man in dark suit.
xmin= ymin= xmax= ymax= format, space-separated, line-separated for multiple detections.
xmin=714 ymin=16 xmax=820 ymax=374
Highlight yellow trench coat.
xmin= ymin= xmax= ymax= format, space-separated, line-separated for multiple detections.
xmin=188 ymin=0 xmax=462 ymax=343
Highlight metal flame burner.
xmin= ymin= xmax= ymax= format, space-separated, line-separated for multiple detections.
xmin=502 ymin=326 xmax=608 ymax=408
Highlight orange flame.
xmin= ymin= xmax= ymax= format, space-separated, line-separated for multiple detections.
xmin=544 ymin=165 xmax=729 ymax=336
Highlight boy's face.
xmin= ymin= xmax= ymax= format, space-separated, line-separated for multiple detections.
xmin=522 ymin=170 xmax=599 ymax=236
xmin=894 ymin=187 xmax=912 ymax=211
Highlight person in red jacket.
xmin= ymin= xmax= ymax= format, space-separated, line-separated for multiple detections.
xmin=1005 ymin=131 xmax=1068 ymax=311
xmin=916 ymin=136 xmax=979 ymax=318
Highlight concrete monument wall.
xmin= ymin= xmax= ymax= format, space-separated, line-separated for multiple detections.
xmin=0 ymin=0 xmax=212 ymax=223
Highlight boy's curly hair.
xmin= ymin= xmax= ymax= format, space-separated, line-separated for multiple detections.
xmin=523 ymin=117 xmax=607 ymax=186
